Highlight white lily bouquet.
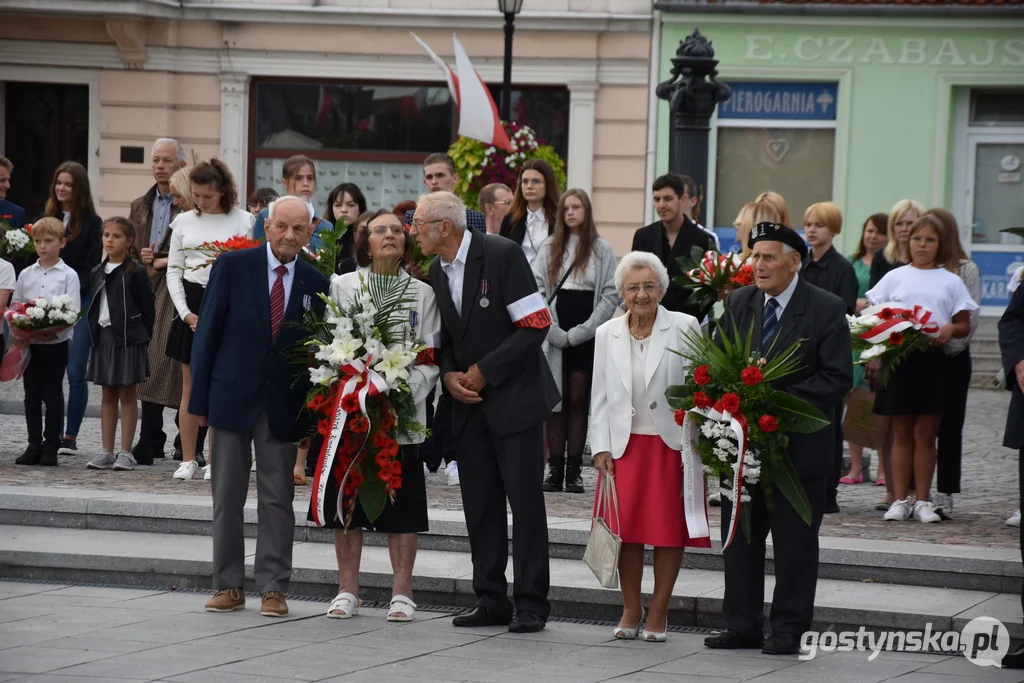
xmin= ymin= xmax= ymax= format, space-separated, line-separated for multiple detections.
xmin=302 ymin=271 xmax=431 ymax=528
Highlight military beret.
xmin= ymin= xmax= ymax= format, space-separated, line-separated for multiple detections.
xmin=748 ymin=221 xmax=808 ymax=259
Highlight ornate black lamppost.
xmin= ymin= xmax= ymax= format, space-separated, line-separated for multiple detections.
xmin=656 ymin=28 xmax=732 ymax=202
xmin=498 ymin=0 xmax=525 ymax=122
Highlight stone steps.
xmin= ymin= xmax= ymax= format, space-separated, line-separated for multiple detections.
xmin=0 ymin=487 xmax=1020 ymax=595
xmin=0 ymin=523 xmax=1019 ymax=641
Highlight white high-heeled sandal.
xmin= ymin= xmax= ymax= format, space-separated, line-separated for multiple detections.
xmin=612 ymin=607 xmax=646 ymax=640
xmin=326 ymin=592 xmax=359 ymax=619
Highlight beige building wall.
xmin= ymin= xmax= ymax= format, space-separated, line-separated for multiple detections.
xmin=1 ymin=9 xmax=652 ymax=248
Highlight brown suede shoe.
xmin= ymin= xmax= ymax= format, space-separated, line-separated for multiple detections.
xmin=261 ymin=591 xmax=288 ymax=617
xmin=205 ymin=588 xmax=245 ymax=612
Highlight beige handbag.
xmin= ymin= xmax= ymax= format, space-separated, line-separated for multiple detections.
xmin=583 ymin=473 xmax=622 ymax=589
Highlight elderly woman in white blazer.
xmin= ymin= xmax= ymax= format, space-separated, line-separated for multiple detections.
xmin=591 ymin=251 xmax=712 ymax=644
xmin=308 ymin=209 xmax=440 ymax=624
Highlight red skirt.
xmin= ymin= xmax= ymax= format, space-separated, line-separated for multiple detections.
xmin=593 ymin=433 xmax=711 ymax=549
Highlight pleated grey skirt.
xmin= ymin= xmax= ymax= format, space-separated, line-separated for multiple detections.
xmin=87 ymin=327 xmax=150 ymax=387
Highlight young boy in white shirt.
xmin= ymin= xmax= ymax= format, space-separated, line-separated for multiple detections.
xmin=13 ymin=218 xmax=80 ymax=467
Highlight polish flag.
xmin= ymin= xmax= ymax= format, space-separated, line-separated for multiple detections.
xmin=411 ymin=32 xmax=512 ymax=152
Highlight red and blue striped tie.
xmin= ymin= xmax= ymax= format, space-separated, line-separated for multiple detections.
xmin=270 ymin=265 xmax=287 ymax=339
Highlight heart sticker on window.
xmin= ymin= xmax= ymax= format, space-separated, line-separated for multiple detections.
xmin=765 ymin=138 xmax=789 ymax=163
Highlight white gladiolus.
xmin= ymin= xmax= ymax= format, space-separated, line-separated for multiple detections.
xmin=860 ymin=343 xmax=888 ymax=360
xmin=308 ymin=365 xmax=336 ymax=386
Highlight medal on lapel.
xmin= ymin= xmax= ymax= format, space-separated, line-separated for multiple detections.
xmin=409 ymin=309 xmax=419 ymax=331
xmin=479 ymin=278 xmax=490 ymax=308
xmin=303 ymin=294 xmax=312 ymax=311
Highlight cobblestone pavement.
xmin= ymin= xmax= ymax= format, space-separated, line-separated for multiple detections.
xmin=3 ymin=581 xmax=1011 ymax=683
xmin=0 ymin=381 xmax=1019 ymax=548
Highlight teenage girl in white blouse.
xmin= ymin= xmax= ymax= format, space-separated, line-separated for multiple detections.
xmin=165 ymin=159 xmax=254 ymax=481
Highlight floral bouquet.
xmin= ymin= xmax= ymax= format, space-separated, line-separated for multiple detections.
xmin=848 ymin=302 xmax=939 ymax=387
xmin=666 ymin=319 xmax=830 ymax=549
xmin=675 ymin=247 xmax=755 ymax=313
xmin=181 ymin=236 xmax=264 ymax=271
xmin=0 ymin=217 xmax=33 ymax=259
xmin=1 ymin=296 xmax=81 ymax=382
xmin=300 ymin=217 xmax=348 ymax=280
xmin=303 ymin=268 xmax=432 ymax=528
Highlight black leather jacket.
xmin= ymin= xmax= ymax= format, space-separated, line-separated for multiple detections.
xmin=86 ymin=258 xmax=155 ymax=347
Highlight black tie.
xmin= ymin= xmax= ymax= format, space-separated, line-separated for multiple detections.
xmin=762 ymin=298 xmax=779 ymax=353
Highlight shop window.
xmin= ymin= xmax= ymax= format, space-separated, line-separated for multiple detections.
xmin=712 ymin=82 xmax=838 ymax=252
xmin=249 ymin=79 xmax=569 ymax=211
xmin=971 ymin=90 xmax=1024 ymax=127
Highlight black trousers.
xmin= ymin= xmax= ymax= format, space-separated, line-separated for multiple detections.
xmin=139 ymin=403 xmax=207 ymax=455
xmin=825 ymin=404 xmax=844 ymax=502
xmin=422 ymin=389 xmax=456 ymax=472
xmin=937 ymin=349 xmax=971 ymax=495
xmin=455 ymin=408 xmax=550 ymax=619
xmin=23 ymin=341 xmax=69 ymax=447
xmin=1018 ymin=448 xmax=1023 ymax=615
xmin=720 ymin=476 xmax=826 ymax=638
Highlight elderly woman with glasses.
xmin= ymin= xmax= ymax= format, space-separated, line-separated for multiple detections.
xmin=590 ymin=251 xmax=711 ymax=644
xmin=310 ymin=208 xmax=440 ymax=624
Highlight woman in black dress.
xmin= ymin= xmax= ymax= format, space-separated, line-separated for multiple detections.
xmin=531 ymin=189 xmax=618 ymax=493
xmin=311 ymin=209 xmax=440 ymax=623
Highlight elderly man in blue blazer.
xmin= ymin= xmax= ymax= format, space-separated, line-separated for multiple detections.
xmin=189 ymin=195 xmax=329 ymax=617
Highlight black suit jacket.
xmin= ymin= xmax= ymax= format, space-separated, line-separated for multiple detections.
xmin=499 ymin=213 xmax=554 ymax=248
xmin=719 ymin=277 xmax=854 ymax=478
xmin=429 ymin=232 xmax=560 ymax=438
xmin=999 ymin=284 xmax=1024 ymax=450
xmin=631 ymin=217 xmax=715 ymax=319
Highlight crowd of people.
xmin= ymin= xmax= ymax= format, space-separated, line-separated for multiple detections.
xmin=0 ymin=138 xmax=1012 ymax=651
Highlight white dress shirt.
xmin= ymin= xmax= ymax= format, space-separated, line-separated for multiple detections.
xmin=97 ymin=261 xmax=120 ymax=328
xmin=266 ymin=243 xmax=297 ymax=310
xmin=12 ymin=259 xmax=81 ymax=344
xmin=440 ymin=229 xmax=472 ymax=315
xmin=765 ymin=273 xmax=800 ymax=318
xmin=522 ymin=208 xmax=547 ymax=264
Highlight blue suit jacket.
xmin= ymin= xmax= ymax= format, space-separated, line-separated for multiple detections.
xmin=0 ymin=200 xmax=26 ymax=230
xmin=188 ymin=245 xmax=329 ymax=442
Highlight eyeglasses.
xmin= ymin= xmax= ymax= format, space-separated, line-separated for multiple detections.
xmin=489 ymin=199 xmax=512 ymax=207
xmin=410 ymin=218 xmax=444 ymax=230
xmin=370 ymin=224 xmax=405 ymax=236
xmin=521 ymin=178 xmax=544 ymax=187
xmin=624 ymin=283 xmax=658 ymax=295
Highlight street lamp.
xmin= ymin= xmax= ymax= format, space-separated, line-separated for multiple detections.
xmin=656 ymin=28 xmax=731 ymax=202
xmin=498 ymin=0 xmax=525 ymax=122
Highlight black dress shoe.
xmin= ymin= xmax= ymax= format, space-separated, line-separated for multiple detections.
xmin=452 ymin=606 xmax=513 ymax=628
xmin=509 ymin=610 xmax=546 ymax=633
xmin=704 ymin=630 xmax=763 ymax=649
xmin=762 ymin=632 xmax=801 ymax=655
xmin=824 ymin=500 xmax=840 ymax=514
xmin=1003 ymin=645 xmax=1024 ymax=669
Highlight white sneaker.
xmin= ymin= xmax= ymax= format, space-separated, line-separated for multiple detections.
xmin=173 ymin=460 xmax=199 ymax=480
xmin=884 ymin=498 xmax=912 ymax=521
xmin=913 ymin=500 xmax=941 ymax=523
xmin=1008 ymin=510 xmax=1021 ymax=528
xmin=204 ymin=465 xmax=211 ymax=481
xmin=933 ymin=493 xmax=954 ymax=520
xmin=445 ymin=461 xmax=459 ymax=486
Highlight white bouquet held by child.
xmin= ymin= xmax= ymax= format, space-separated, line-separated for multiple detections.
xmin=1 ymin=296 xmax=82 ymax=381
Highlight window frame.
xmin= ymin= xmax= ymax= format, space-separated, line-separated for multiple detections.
xmin=246 ymin=76 xmax=571 ymax=195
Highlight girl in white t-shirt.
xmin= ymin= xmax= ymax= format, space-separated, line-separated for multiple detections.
xmin=165 ymin=159 xmax=255 ymax=482
xmin=865 ymin=214 xmax=978 ymax=524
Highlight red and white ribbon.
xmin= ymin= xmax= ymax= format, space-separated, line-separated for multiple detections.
xmin=310 ymin=355 xmax=390 ymax=527
xmin=858 ymin=301 xmax=940 ymax=344
xmin=680 ymin=413 xmax=711 ymax=544
xmin=684 ymin=404 xmax=748 ymax=550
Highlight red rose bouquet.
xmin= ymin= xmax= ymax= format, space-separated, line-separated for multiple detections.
xmin=667 ymin=319 xmax=830 ymax=549
xmin=675 ymin=247 xmax=755 ymax=313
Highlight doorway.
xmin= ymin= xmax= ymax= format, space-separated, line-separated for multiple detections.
xmin=3 ymin=81 xmax=89 ymax=218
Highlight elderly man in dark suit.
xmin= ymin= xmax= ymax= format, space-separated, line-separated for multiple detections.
xmin=999 ymin=284 xmax=1024 ymax=668
xmin=631 ymin=173 xmax=716 ymax=320
xmin=705 ymin=222 xmax=853 ymax=655
xmin=410 ymin=190 xmax=559 ymax=634
xmin=189 ymin=195 xmax=329 ymax=617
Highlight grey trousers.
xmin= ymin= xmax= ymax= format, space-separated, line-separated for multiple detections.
xmin=211 ymin=411 xmax=296 ymax=594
